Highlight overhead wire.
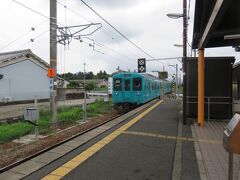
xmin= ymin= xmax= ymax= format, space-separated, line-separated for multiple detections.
xmin=80 ymin=40 xmax=137 ymax=71
xmin=0 ymin=19 xmax=48 ymax=51
xmin=56 ymin=1 xmax=140 ymax=58
xmin=79 ymin=0 xmax=175 ymax=68
xmin=79 ymin=38 xmax=158 ymax=72
xmin=31 ymin=29 xmax=49 ymax=41
xmin=12 ymin=0 xmax=49 ymax=19
xmin=58 ymin=0 xmax=169 ymax=70
xmin=79 ymin=0 xmax=155 ymax=59
xmin=12 ymin=0 xmax=65 ymax=26
xmin=15 ymin=41 xmax=31 ymax=51
xmin=11 ymin=0 xmax=171 ymax=71
xmin=80 ymin=38 xmax=136 ymax=62
xmin=15 ymin=28 xmax=49 ymax=50
xmin=56 ymin=2 xmax=141 ymax=66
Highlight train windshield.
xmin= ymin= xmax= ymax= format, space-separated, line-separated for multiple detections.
xmin=124 ymin=80 xmax=130 ymax=91
xmin=133 ymin=78 xmax=142 ymax=91
xmin=113 ymin=78 xmax=122 ymax=91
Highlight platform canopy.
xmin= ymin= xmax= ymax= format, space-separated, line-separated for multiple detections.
xmin=192 ymin=0 xmax=240 ymax=49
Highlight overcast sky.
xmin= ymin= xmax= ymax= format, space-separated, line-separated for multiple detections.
xmin=0 ymin=0 xmax=239 ymax=77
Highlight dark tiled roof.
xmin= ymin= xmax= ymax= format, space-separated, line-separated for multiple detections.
xmin=0 ymin=49 xmax=49 ymax=68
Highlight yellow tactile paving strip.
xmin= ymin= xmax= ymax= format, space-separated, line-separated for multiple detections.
xmin=122 ymin=131 xmax=222 ymax=144
xmin=41 ymin=100 xmax=163 ymax=180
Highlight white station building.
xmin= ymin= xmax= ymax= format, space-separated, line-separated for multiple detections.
xmin=0 ymin=49 xmax=50 ymax=102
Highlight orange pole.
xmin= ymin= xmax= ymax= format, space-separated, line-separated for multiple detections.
xmin=198 ymin=49 xmax=204 ymax=127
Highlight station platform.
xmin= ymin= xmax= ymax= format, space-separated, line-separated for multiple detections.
xmin=0 ymin=99 xmax=201 ymax=180
xmin=194 ymin=121 xmax=240 ymax=180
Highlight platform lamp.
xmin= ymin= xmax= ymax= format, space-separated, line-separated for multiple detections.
xmin=167 ymin=0 xmax=188 ymax=124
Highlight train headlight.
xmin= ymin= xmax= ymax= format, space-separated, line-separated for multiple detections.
xmin=137 ymin=92 xmax=140 ymax=96
xmin=115 ymin=92 xmax=118 ymax=95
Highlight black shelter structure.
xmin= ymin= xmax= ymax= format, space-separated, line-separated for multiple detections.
xmin=191 ymin=0 xmax=240 ymax=126
xmin=186 ymin=57 xmax=235 ymax=120
xmin=233 ymin=62 xmax=240 ymax=100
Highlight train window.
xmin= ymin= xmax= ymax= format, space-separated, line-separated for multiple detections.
xmin=113 ymin=78 xmax=122 ymax=91
xmin=133 ymin=78 xmax=142 ymax=91
xmin=125 ymin=80 xmax=130 ymax=91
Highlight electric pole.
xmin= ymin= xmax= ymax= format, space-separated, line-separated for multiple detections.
xmin=162 ymin=66 xmax=165 ymax=99
xmin=176 ymin=64 xmax=178 ymax=99
xmin=182 ymin=0 xmax=187 ymax=124
xmin=50 ymin=0 xmax=57 ymax=129
xmin=83 ymin=62 xmax=87 ymax=122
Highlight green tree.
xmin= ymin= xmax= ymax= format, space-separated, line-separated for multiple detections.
xmin=85 ymin=82 xmax=96 ymax=91
xmin=67 ymin=81 xmax=80 ymax=88
xmin=86 ymin=71 xmax=95 ymax=79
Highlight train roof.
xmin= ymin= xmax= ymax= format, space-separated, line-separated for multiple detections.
xmin=112 ymin=72 xmax=160 ymax=80
xmin=112 ymin=72 xmax=171 ymax=83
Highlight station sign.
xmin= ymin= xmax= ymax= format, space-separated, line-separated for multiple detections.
xmin=108 ymin=77 xmax=113 ymax=95
xmin=48 ymin=68 xmax=56 ymax=77
xmin=138 ymin=58 xmax=146 ymax=73
xmin=49 ymin=78 xmax=54 ymax=91
xmin=158 ymin=71 xmax=168 ymax=79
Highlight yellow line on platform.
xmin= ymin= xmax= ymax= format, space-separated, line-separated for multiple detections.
xmin=122 ymin=130 xmax=221 ymax=144
xmin=42 ymin=100 xmax=163 ymax=180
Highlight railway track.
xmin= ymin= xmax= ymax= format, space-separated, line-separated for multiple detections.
xmin=0 ymin=99 xmax=157 ymax=174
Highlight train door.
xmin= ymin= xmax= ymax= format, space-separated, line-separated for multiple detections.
xmin=123 ymin=78 xmax=131 ymax=100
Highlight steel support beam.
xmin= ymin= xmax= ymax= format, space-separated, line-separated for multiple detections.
xmin=198 ymin=0 xmax=232 ymax=49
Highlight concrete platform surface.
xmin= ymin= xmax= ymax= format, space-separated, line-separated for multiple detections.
xmin=194 ymin=121 xmax=240 ymax=180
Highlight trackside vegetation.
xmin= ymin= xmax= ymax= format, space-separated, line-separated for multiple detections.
xmin=0 ymin=100 xmax=112 ymax=144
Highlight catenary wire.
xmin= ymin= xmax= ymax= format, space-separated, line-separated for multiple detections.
xmin=58 ymin=0 xmax=172 ymax=68
xmin=11 ymin=0 xmax=173 ymax=70
xmin=0 ymin=19 xmax=48 ymax=51
xmin=57 ymin=1 xmax=140 ymax=58
xmin=79 ymin=0 xmax=155 ymax=59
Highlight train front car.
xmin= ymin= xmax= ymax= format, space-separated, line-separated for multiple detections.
xmin=112 ymin=72 xmax=144 ymax=111
xmin=112 ymin=72 xmax=162 ymax=111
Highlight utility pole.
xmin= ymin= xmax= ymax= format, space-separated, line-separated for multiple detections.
xmin=182 ymin=0 xmax=187 ymax=124
xmin=162 ymin=66 xmax=165 ymax=99
xmin=50 ymin=0 xmax=57 ymax=129
xmin=176 ymin=64 xmax=179 ymax=99
xmin=168 ymin=64 xmax=178 ymax=99
xmin=83 ymin=62 xmax=87 ymax=122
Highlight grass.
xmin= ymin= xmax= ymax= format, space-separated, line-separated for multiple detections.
xmin=0 ymin=123 xmax=33 ymax=144
xmin=0 ymin=99 xmax=113 ymax=144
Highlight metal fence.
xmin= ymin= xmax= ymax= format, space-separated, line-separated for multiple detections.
xmin=187 ymin=96 xmax=232 ymax=120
